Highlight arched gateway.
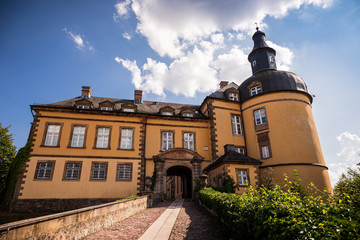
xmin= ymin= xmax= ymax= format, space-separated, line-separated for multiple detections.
xmin=152 ymin=148 xmax=203 ymax=201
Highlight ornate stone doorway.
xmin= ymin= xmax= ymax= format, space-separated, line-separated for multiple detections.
xmin=152 ymin=148 xmax=203 ymax=200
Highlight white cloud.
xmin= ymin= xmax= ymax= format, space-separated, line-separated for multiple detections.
xmin=328 ymin=132 xmax=360 ymax=186
xmin=113 ymin=0 xmax=132 ymax=21
xmin=130 ymin=0 xmax=332 ymax=58
xmin=115 ymin=0 xmax=332 ymax=97
xmin=63 ymin=28 xmax=94 ymax=51
xmin=123 ymin=32 xmax=132 ymax=40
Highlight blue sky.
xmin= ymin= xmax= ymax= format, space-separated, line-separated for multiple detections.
xmin=1 ymin=0 xmax=359 ymax=186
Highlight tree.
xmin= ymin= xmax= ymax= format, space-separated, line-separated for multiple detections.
xmin=0 ymin=123 xmax=17 ymax=193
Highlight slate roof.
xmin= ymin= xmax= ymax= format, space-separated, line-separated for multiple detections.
xmin=203 ymin=150 xmax=261 ymax=172
xmin=32 ymin=96 xmax=206 ymax=118
xmin=207 ymin=82 xmax=239 ymax=100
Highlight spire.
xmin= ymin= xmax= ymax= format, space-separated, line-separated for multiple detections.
xmin=248 ymin=27 xmax=277 ymax=74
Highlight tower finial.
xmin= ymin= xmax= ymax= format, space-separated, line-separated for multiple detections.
xmin=255 ymin=22 xmax=259 ymax=31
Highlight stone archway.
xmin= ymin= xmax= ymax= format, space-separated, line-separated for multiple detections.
xmin=152 ymin=148 xmax=203 ymax=201
xmin=166 ymin=165 xmax=192 ymax=198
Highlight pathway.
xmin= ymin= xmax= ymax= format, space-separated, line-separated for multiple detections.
xmin=85 ymin=198 xmax=225 ymax=240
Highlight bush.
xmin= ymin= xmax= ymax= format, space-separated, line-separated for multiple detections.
xmin=0 ymin=123 xmax=17 ymax=193
xmin=199 ymin=180 xmax=359 ymax=239
xmin=215 ymin=175 xmax=238 ymax=193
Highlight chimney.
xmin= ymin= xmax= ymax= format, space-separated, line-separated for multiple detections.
xmin=219 ymin=81 xmax=228 ymax=89
xmin=134 ymin=90 xmax=143 ymax=103
xmin=224 ymin=144 xmax=235 ymax=153
xmin=81 ymin=86 xmax=91 ymax=98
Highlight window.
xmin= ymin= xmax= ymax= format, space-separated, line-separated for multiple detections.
xmin=117 ymin=163 xmax=132 ymax=181
xmin=250 ymin=85 xmax=262 ymax=96
xmin=101 ymin=106 xmax=113 ymax=111
xmin=44 ymin=124 xmax=61 ymax=146
xmin=262 ymin=145 xmax=270 ymax=159
xmin=91 ymin=162 xmax=107 ymax=180
xmin=254 ymin=109 xmax=267 ymax=125
xmin=183 ymin=113 xmax=193 ymax=117
xmin=162 ymin=131 xmax=173 ymax=151
xmin=64 ymin=162 xmax=81 ymax=180
xmin=77 ymin=105 xmax=90 ymax=109
xmin=269 ymin=56 xmax=275 ymax=63
xmin=71 ymin=126 xmax=86 ymax=147
xmin=252 ymin=60 xmax=256 ymax=67
xmin=183 ymin=132 xmax=195 ymax=151
xmin=229 ymin=93 xmax=238 ymax=101
xmin=235 ymin=147 xmax=245 ymax=155
xmin=237 ymin=170 xmax=248 ymax=186
xmin=123 ymin=108 xmax=135 ymax=112
xmin=35 ymin=161 xmax=55 ymax=180
xmin=96 ymin=127 xmax=110 ymax=148
xmin=162 ymin=112 xmax=173 ymax=116
xmin=120 ymin=128 xmax=133 ymax=149
xmin=231 ymin=115 xmax=242 ymax=135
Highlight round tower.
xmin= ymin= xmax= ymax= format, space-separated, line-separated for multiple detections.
xmin=239 ymin=29 xmax=332 ymax=193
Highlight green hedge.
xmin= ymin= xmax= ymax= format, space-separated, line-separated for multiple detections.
xmin=199 ymin=186 xmax=359 ymax=240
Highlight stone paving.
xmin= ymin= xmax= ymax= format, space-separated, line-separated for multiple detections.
xmin=85 ymin=198 xmax=226 ymax=240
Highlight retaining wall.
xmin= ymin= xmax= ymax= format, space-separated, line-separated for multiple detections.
xmin=0 ymin=196 xmax=148 ymax=240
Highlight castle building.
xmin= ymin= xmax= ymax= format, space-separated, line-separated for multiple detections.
xmin=11 ymin=29 xmax=332 ymax=212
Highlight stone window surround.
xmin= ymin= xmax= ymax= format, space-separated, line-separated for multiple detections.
xmin=90 ymin=161 xmax=108 ymax=181
xmin=41 ymin=122 xmax=64 ymax=148
xmin=182 ymin=131 xmax=196 ymax=152
xmin=93 ymin=125 xmax=112 ymax=149
xmin=67 ymin=124 xmax=88 ymax=149
xmin=231 ymin=113 xmax=243 ymax=136
xmin=253 ymin=107 xmax=269 ymax=132
xmin=118 ymin=127 xmax=135 ymax=150
xmin=257 ymin=131 xmax=272 ymax=159
xmin=116 ymin=162 xmax=133 ymax=181
xmin=34 ymin=160 xmax=56 ymax=181
xmin=236 ymin=168 xmax=250 ymax=186
xmin=248 ymin=81 xmax=262 ymax=96
xmin=62 ymin=161 xmax=83 ymax=181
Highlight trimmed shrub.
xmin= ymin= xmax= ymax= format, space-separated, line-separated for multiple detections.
xmin=199 ymin=183 xmax=359 ymax=239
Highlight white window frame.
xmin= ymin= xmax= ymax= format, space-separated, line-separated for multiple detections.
xmin=183 ymin=113 xmax=193 ymax=117
xmin=229 ymin=93 xmax=238 ymax=101
xmin=117 ymin=164 xmax=132 ymax=181
xmin=71 ymin=126 xmax=86 ymax=147
xmin=238 ymin=170 xmax=248 ymax=186
xmin=36 ymin=162 xmax=54 ymax=180
xmin=183 ymin=132 xmax=195 ymax=151
xmin=91 ymin=163 xmax=107 ymax=180
xmin=120 ymin=128 xmax=133 ymax=149
xmin=44 ymin=125 xmax=61 ymax=146
xmin=162 ymin=112 xmax=173 ymax=116
xmin=231 ymin=115 xmax=242 ymax=135
xmin=162 ymin=131 xmax=173 ymax=151
xmin=77 ymin=105 xmax=90 ymax=109
xmin=250 ymin=85 xmax=262 ymax=96
xmin=96 ymin=127 xmax=110 ymax=148
xmin=262 ymin=145 xmax=270 ymax=159
xmin=235 ymin=147 xmax=245 ymax=155
xmin=123 ymin=108 xmax=135 ymax=112
xmin=64 ymin=163 xmax=81 ymax=180
xmin=254 ymin=109 xmax=267 ymax=125
xmin=101 ymin=106 xmax=113 ymax=111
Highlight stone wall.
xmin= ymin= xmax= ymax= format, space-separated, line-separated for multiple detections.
xmin=10 ymin=198 xmax=118 ymax=213
xmin=0 ymin=196 xmax=148 ymax=240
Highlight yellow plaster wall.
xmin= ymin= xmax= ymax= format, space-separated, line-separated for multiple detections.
xmin=20 ymin=157 xmax=139 ymax=199
xmin=227 ymin=164 xmax=258 ymax=194
xmin=241 ymin=92 xmax=332 ymax=192
xmin=212 ymin=100 xmax=245 ymax=156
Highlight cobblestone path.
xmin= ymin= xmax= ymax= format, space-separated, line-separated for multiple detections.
xmin=85 ymin=198 xmax=226 ymax=240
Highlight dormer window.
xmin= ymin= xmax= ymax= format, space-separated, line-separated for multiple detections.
xmin=160 ymin=106 xmax=175 ymax=116
xmin=123 ymin=108 xmax=135 ymax=112
xmin=101 ymin=107 xmax=113 ymax=111
xmin=183 ymin=113 xmax=193 ymax=117
xmin=121 ymin=103 xmax=137 ymax=113
xmin=181 ymin=108 xmax=195 ymax=117
xmin=229 ymin=93 xmax=238 ymax=101
xmin=162 ymin=112 xmax=173 ymax=116
xmin=250 ymin=85 xmax=262 ymax=96
xmin=77 ymin=105 xmax=90 ymax=109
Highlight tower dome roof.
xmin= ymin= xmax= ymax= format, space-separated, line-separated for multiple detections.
xmin=238 ymin=69 xmax=312 ymax=102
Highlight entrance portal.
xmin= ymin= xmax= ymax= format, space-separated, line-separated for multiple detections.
xmin=166 ymin=166 xmax=192 ymax=198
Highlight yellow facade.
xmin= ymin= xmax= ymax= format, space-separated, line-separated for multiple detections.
xmin=12 ymin=29 xmax=333 ymax=212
